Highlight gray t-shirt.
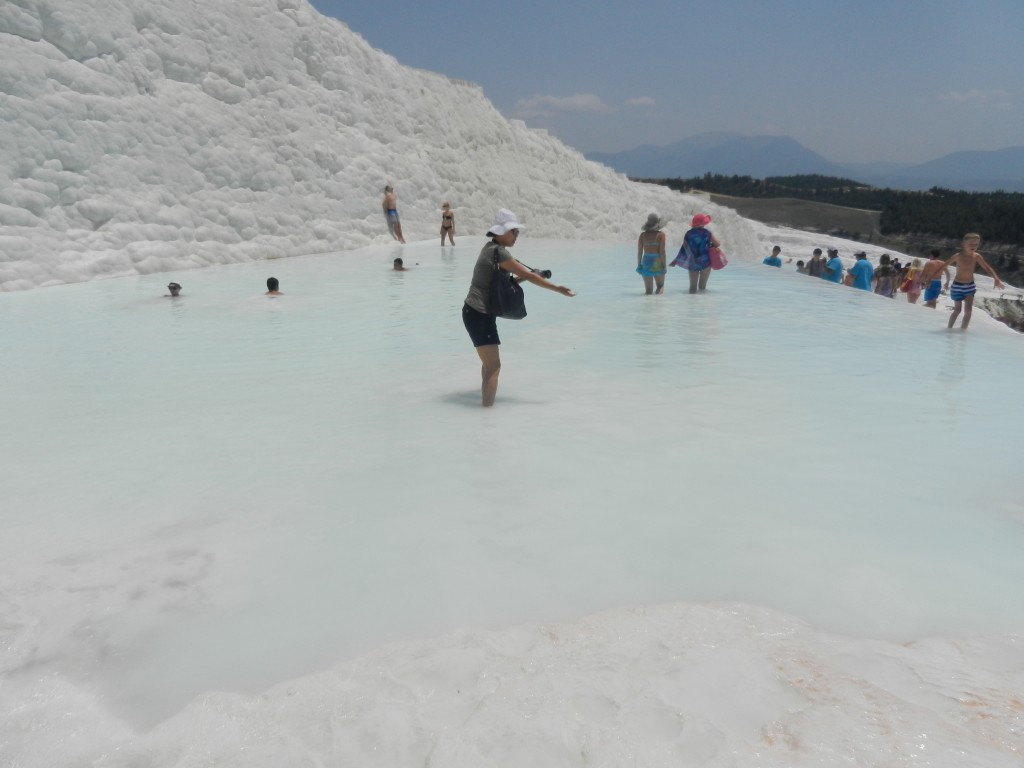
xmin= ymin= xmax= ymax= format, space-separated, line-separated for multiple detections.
xmin=464 ymin=241 xmax=512 ymax=314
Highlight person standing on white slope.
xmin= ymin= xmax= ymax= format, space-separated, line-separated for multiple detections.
xmin=382 ymin=185 xmax=406 ymax=244
xmin=944 ymin=232 xmax=1004 ymax=330
xmin=920 ymin=250 xmax=951 ymax=308
xmin=440 ymin=202 xmax=455 ymax=246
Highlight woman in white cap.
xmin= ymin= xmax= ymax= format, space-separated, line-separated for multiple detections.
xmin=636 ymin=213 xmax=666 ymax=295
xmin=461 ymin=208 xmax=576 ymax=407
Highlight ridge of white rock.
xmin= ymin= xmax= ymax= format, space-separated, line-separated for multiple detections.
xmin=0 ymin=0 xmax=758 ymax=291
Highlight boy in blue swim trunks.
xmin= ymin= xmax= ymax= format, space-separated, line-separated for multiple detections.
xmin=919 ymin=249 xmax=950 ymax=308
xmin=944 ymin=233 xmax=1004 ymax=329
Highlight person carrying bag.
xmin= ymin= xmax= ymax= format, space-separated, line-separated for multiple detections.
xmin=460 ymin=208 xmax=576 ymax=406
xmin=487 ymin=241 xmax=527 ymax=319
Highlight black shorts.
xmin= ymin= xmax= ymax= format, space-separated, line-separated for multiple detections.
xmin=462 ymin=303 xmax=500 ymax=347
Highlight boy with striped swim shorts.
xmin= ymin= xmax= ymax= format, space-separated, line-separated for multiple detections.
xmin=944 ymin=233 xmax=1005 ymax=329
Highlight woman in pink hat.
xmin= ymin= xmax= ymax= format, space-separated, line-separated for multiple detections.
xmin=670 ymin=213 xmax=721 ymax=293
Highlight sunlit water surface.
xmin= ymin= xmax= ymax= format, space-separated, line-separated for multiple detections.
xmin=2 ymin=239 xmax=1023 ymax=730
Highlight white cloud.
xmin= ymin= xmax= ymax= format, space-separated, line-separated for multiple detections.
xmin=937 ymin=89 xmax=1011 ymax=106
xmin=514 ymin=93 xmax=613 ymax=118
xmin=624 ymin=96 xmax=656 ymax=108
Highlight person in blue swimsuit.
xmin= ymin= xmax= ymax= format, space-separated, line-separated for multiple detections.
xmin=670 ymin=213 xmax=720 ymax=293
xmin=382 ymin=185 xmax=406 ymax=244
xmin=823 ymin=249 xmax=844 ymax=283
xmin=762 ymin=246 xmax=783 ymax=267
xmin=849 ymin=251 xmax=874 ymax=290
xmin=636 ymin=213 xmax=667 ymax=295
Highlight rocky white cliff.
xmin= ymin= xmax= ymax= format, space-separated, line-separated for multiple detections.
xmin=0 ymin=0 xmax=757 ymax=290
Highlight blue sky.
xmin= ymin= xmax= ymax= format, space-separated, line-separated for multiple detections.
xmin=309 ymin=0 xmax=1024 ymax=165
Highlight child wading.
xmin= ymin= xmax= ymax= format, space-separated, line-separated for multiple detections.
xmin=944 ymin=233 xmax=1004 ymax=329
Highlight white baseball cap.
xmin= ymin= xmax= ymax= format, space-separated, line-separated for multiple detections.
xmin=486 ymin=208 xmax=524 ymax=236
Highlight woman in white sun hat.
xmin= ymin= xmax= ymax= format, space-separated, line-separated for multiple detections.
xmin=461 ymin=208 xmax=576 ymax=407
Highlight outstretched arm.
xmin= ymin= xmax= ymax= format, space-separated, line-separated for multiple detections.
xmin=501 ymin=258 xmax=576 ymax=296
xmin=976 ymin=254 xmax=1005 ymax=289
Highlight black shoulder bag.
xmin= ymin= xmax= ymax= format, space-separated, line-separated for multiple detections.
xmin=488 ymin=244 xmax=527 ymax=319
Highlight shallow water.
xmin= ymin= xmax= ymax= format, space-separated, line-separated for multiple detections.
xmin=2 ymin=239 xmax=1023 ymax=743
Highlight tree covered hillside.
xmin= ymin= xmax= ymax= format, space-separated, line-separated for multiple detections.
xmin=648 ymin=175 xmax=1024 ymax=248
xmin=646 ymin=175 xmax=1024 ymax=285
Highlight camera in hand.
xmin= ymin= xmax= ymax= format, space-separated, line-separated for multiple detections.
xmin=531 ymin=268 xmax=552 ymax=279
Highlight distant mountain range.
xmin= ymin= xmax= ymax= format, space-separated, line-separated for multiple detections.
xmin=585 ymin=132 xmax=1024 ymax=193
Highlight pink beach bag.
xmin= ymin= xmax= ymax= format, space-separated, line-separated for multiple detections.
xmin=709 ymin=246 xmax=728 ymax=270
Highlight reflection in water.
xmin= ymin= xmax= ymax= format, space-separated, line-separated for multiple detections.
xmin=631 ymin=298 xmax=669 ymax=371
xmin=937 ymin=329 xmax=968 ymax=384
xmin=167 ymin=296 xmax=187 ymax=322
xmin=937 ymin=330 xmax=968 ymax=424
xmin=672 ymin=292 xmax=723 ymax=357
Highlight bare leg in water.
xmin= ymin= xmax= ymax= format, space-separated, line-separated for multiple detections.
xmin=949 ymin=294 xmax=975 ymax=329
xmin=688 ymin=270 xmax=698 ymax=293
xmin=476 ymin=344 xmax=501 ymax=406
